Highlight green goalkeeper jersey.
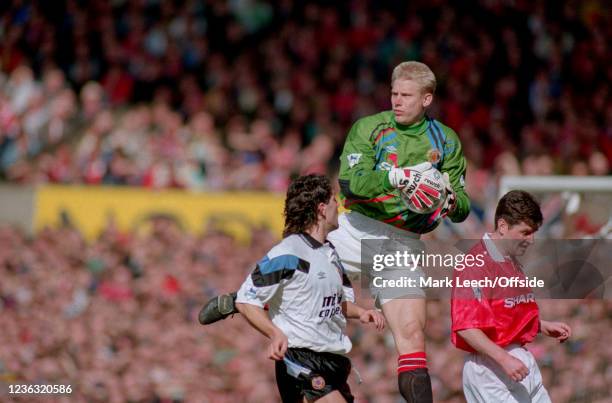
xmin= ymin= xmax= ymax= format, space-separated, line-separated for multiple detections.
xmin=338 ymin=111 xmax=470 ymax=234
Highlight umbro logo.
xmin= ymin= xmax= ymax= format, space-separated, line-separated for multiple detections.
xmin=385 ymin=145 xmax=397 ymax=153
xmin=317 ymin=272 xmax=326 ymax=280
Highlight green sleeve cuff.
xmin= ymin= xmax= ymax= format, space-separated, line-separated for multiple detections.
xmin=382 ymin=172 xmax=393 ymax=192
xmin=448 ymin=192 xmax=470 ymax=223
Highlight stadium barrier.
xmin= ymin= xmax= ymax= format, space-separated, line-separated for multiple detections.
xmin=0 ymin=184 xmax=285 ymax=242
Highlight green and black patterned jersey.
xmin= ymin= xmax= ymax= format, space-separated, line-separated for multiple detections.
xmin=338 ymin=111 xmax=470 ymax=234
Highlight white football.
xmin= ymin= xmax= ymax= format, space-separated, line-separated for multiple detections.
xmin=400 ymin=167 xmax=447 ymax=214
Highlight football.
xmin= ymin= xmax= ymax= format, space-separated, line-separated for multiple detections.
xmin=399 ymin=167 xmax=447 ymax=214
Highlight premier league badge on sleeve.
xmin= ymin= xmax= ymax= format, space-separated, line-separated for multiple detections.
xmin=347 ymin=153 xmax=362 ymax=168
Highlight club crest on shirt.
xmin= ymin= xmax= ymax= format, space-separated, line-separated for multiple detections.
xmin=311 ymin=376 xmax=326 ymax=390
xmin=427 ymin=148 xmax=442 ymax=164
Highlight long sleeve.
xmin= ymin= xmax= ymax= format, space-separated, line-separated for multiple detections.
xmin=439 ymin=127 xmax=470 ymax=223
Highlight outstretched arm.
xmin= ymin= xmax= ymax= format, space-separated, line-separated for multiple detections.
xmin=342 ymin=301 xmax=385 ymax=331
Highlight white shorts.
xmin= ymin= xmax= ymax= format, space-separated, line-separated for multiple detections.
xmin=462 ymin=345 xmax=551 ymax=403
xmin=328 ymin=211 xmax=425 ymax=301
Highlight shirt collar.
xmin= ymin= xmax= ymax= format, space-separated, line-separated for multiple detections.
xmin=300 ymin=233 xmax=326 ymax=249
xmin=392 ymin=114 xmax=429 ymax=135
xmin=482 ymin=233 xmax=506 ymax=262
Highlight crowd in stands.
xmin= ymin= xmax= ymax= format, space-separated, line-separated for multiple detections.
xmin=1 ymin=219 xmax=611 ymax=403
xmin=0 ymin=0 xmax=610 ymax=194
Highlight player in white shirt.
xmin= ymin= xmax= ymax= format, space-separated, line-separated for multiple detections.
xmin=235 ymin=175 xmax=384 ymax=403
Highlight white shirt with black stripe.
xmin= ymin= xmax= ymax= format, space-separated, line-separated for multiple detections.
xmin=236 ymin=233 xmax=356 ymax=354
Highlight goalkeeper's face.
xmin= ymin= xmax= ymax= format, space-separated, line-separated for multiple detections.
xmin=391 ymin=79 xmax=433 ymax=125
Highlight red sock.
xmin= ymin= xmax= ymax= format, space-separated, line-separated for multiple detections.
xmin=397 ymin=352 xmax=427 ymax=374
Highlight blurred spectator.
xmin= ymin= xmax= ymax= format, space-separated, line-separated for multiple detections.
xmin=0 ymin=0 xmax=609 ymax=189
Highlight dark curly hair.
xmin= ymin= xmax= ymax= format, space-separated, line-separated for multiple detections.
xmin=494 ymin=190 xmax=543 ymax=230
xmin=283 ymin=175 xmax=332 ymax=238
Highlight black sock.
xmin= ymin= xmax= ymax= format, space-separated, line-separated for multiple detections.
xmin=398 ymin=368 xmax=433 ymax=403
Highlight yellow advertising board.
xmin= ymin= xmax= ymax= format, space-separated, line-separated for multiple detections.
xmin=33 ymin=185 xmax=285 ymax=242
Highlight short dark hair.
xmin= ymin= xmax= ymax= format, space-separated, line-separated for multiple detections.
xmin=494 ymin=190 xmax=543 ymax=230
xmin=283 ymin=175 xmax=332 ymax=238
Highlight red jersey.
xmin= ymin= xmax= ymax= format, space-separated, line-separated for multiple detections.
xmin=451 ymin=234 xmax=540 ymax=353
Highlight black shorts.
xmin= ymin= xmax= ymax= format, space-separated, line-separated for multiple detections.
xmin=275 ymin=348 xmax=354 ymax=403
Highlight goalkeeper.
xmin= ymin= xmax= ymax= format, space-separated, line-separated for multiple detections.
xmin=331 ymin=61 xmax=469 ymax=402
xmin=200 ymin=61 xmax=469 ymax=403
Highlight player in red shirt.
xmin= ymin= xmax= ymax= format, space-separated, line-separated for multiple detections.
xmin=451 ymin=190 xmax=571 ymax=403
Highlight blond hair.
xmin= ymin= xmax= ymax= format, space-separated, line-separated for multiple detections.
xmin=391 ymin=61 xmax=437 ymax=94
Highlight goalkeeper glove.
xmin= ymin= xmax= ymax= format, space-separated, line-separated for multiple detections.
xmin=388 ymin=162 xmax=432 ymax=189
xmin=430 ymin=172 xmax=456 ymax=222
